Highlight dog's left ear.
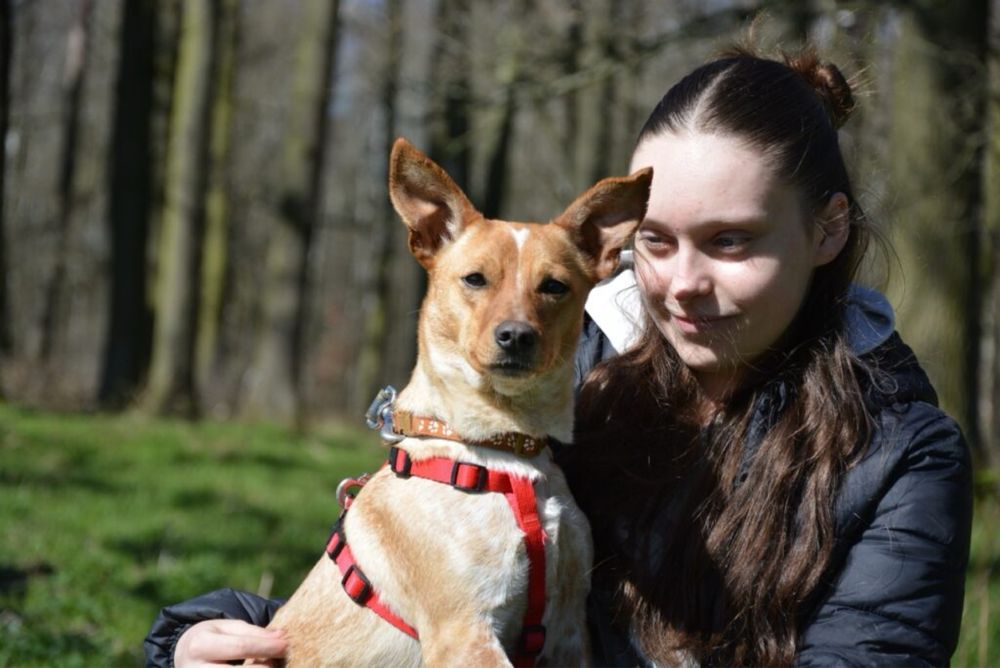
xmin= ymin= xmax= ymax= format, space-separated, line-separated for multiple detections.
xmin=555 ymin=167 xmax=652 ymax=281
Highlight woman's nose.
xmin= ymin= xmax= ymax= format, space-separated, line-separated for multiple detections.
xmin=669 ymin=248 xmax=712 ymax=302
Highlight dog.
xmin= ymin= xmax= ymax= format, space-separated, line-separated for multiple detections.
xmin=264 ymin=138 xmax=651 ymax=667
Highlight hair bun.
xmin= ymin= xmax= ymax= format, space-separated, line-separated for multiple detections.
xmin=785 ymin=49 xmax=855 ymax=129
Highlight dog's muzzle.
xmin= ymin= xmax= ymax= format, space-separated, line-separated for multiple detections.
xmin=492 ymin=321 xmax=539 ymax=374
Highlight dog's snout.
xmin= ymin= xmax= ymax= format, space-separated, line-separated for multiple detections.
xmin=494 ymin=321 xmax=538 ymax=353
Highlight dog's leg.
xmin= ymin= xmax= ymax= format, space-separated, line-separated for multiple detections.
xmin=420 ymin=619 xmax=511 ymax=668
xmin=538 ymin=477 xmax=594 ymax=667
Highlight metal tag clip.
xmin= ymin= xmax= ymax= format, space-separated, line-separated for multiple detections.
xmin=364 ymin=385 xmax=403 ymax=444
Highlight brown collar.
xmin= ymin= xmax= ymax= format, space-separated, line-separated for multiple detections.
xmin=391 ymin=409 xmax=549 ymax=458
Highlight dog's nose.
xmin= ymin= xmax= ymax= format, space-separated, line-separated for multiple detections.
xmin=494 ymin=321 xmax=538 ymax=353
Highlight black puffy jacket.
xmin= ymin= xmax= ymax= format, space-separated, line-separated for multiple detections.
xmin=569 ymin=280 xmax=973 ymax=666
xmin=146 ymin=296 xmax=972 ymax=667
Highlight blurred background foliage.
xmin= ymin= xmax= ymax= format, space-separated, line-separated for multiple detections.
xmin=0 ymin=0 xmax=998 ymax=665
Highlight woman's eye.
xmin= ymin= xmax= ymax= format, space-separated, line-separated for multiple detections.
xmin=539 ymin=278 xmax=569 ymax=296
xmin=638 ymin=232 xmax=671 ymax=249
xmin=713 ymin=233 xmax=752 ymax=251
xmin=462 ymin=272 xmax=487 ymax=288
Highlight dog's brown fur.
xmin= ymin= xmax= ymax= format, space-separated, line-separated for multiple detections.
xmin=265 ymin=139 xmax=651 ymax=667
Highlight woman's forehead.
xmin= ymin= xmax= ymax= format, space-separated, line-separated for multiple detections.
xmin=631 ymin=131 xmax=799 ymax=226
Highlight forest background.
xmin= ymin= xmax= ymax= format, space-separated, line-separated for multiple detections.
xmin=1 ymin=0 xmax=999 ymax=665
xmin=3 ymin=0 xmax=1000 ymax=456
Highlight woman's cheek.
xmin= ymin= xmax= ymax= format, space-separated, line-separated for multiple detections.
xmin=635 ymin=255 xmax=668 ymax=302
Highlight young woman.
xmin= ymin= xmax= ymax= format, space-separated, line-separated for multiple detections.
xmin=562 ymin=47 xmax=971 ymax=665
xmin=146 ymin=46 xmax=972 ymax=667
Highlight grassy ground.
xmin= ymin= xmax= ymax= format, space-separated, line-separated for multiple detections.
xmin=0 ymin=404 xmax=384 ymax=666
xmin=0 ymin=404 xmax=997 ymax=666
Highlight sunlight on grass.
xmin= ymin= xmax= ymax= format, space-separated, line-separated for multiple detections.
xmin=0 ymin=404 xmax=385 ymax=666
xmin=954 ymin=475 xmax=1000 ymax=668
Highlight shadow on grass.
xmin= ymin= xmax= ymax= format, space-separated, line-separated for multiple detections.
xmin=108 ymin=501 xmax=287 ymax=563
xmin=108 ymin=491 xmax=318 ymax=607
xmin=168 ymin=448 xmax=323 ymax=472
xmin=0 ymin=467 xmax=123 ymax=494
xmin=0 ymin=624 xmax=101 ymax=664
xmin=0 ymin=438 xmax=127 ymax=494
xmin=0 ymin=562 xmax=55 ymax=600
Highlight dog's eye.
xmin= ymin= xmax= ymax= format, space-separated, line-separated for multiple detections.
xmin=539 ymin=278 xmax=569 ymax=295
xmin=462 ymin=272 xmax=487 ymax=288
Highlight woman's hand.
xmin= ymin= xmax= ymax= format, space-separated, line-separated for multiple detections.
xmin=174 ymin=619 xmax=288 ymax=667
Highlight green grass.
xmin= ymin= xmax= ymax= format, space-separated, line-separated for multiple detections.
xmin=0 ymin=404 xmax=997 ymax=666
xmin=955 ymin=477 xmax=1000 ymax=668
xmin=0 ymin=404 xmax=384 ymax=666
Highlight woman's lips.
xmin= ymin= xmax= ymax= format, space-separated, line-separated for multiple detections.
xmin=669 ymin=312 xmax=735 ymax=335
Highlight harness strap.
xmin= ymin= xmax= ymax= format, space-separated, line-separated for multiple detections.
xmin=506 ymin=474 xmax=547 ymax=665
xmin=325 ymin=522 xmax=418 ymax=639
xmin=387 ymin=446 xmax=547 ymax=664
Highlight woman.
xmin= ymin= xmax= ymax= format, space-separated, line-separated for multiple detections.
xmin=563 ymin=46 xmax=971 ymax=665
xmin=146 ymin=45 xmax=972 ymax=667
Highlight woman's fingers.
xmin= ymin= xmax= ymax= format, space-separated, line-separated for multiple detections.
xmin=175 ymin=619 xmax=288 ymax=667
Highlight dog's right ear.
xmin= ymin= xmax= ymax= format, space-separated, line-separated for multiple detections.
xmin=389 ymin=138 xmax=478 ymax=269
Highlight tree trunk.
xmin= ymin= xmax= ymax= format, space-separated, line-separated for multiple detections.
xmin=38 ymin=0 xmax=93 ymax=362
xmin=981 ymin=0 xmax=1000 ymax=469
xmin=99 ymin=0 xmax=157 ymax=408
xmin=481 ymin=0 xmax=534 ymax=219
xmin=562 ymin=0 xmax=583 ymax=184
xmin=886 ymin=3 xmax=989 ymax=451
xmin=143 ymin=0 xmax=218 ymax=417
xmin=354 ymin=0 xmax=406 ymax=411
xmin=0 ymin=0 xmax=11 ymax=363
xmin=427 ymin=0 xmax=471 ymax=192
xmin=587 ymin=0 xmax=621 ymax=186
xmin=195 ymin=0 xmax=238 ymax=410
xmin=240 ymin=0 xmax=340 ymax=422
xmin=482 ymin=84 xmax=517 ymax=220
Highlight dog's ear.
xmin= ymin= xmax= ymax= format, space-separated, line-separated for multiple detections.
xmin=389 ymin=138 xmax=479 ymax=269
xmin=555 ymin=167 xmax=652 ymax=281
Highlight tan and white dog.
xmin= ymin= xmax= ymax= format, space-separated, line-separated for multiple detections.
xmin=265 ymin=139 xmax=651 ymax=667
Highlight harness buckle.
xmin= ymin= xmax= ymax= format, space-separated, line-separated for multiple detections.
xmin=365 ymin=386 xmax=404 ymax=444
xmin=336 ymin=473 xmax=371 ymax=510
xmin=342 ymin=564 xmax=373 ymax=605
xmin=449 ymin=461 xmax=488 ymax=492
xmin=326 ymin=526 xmax=346 ymax=561
xmin=519 ymin=624 xmax=546 ymax=656
xmin=388 ymin=446 xmax=412 ymax=478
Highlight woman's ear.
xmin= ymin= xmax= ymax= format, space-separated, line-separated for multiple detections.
xmin=813 ymin=192 xmax=850 ymax=267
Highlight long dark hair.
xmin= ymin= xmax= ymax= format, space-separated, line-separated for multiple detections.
xmin=565 ymin=47 xmax=875 ymax=666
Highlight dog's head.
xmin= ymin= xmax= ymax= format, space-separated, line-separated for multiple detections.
xmin=389 ymin=138 xmax=651 ymax=396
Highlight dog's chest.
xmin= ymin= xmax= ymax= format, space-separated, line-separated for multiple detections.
xmin=343 ymin=457 xmax=583 ymax=635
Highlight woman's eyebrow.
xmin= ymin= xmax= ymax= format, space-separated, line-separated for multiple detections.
xmin=640 ymin=214 xmax=769 ymax=229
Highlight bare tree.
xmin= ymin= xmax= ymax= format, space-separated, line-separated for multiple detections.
xmin=0 ymin=0 xmax=11 ymax=365
xmin=195 ymin=0 xmax=238 ymax=407
xmin=240 ymin=0 xmax=340 ymax=421
xmin=981 ymin=0 xmax=1000 ymax=469
xmin=38 ymin=0 xmax=94 ymax=362
xmin=884 ymin=2 xmax=989 ymax=452
xmin=144 ymin=0 xmax=219 ymax=417
xmin=99 ymin=0 xmax=160 ymax=408
xmin=482 ymin=0 xmax=534 ymax=218
xmin=427 ymin=0 xmax=472 ymax=190
xmin=354 ymin=0 xmax=410 ymax=409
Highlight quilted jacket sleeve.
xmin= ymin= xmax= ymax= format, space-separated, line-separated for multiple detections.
xmin=144 ymin=588 xmax=283 ymax=668
xmin=573 ymin=314 xmax=618 ymax=394
xmin=795 ymin=408 xmax=972 ymax=667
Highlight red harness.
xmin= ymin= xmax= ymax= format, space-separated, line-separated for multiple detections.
xmin=326 ymin=446 xmax=547 ymax=667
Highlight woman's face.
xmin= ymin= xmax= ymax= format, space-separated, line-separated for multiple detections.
xmin=631 ymin=131 xmax=840 ymax=399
